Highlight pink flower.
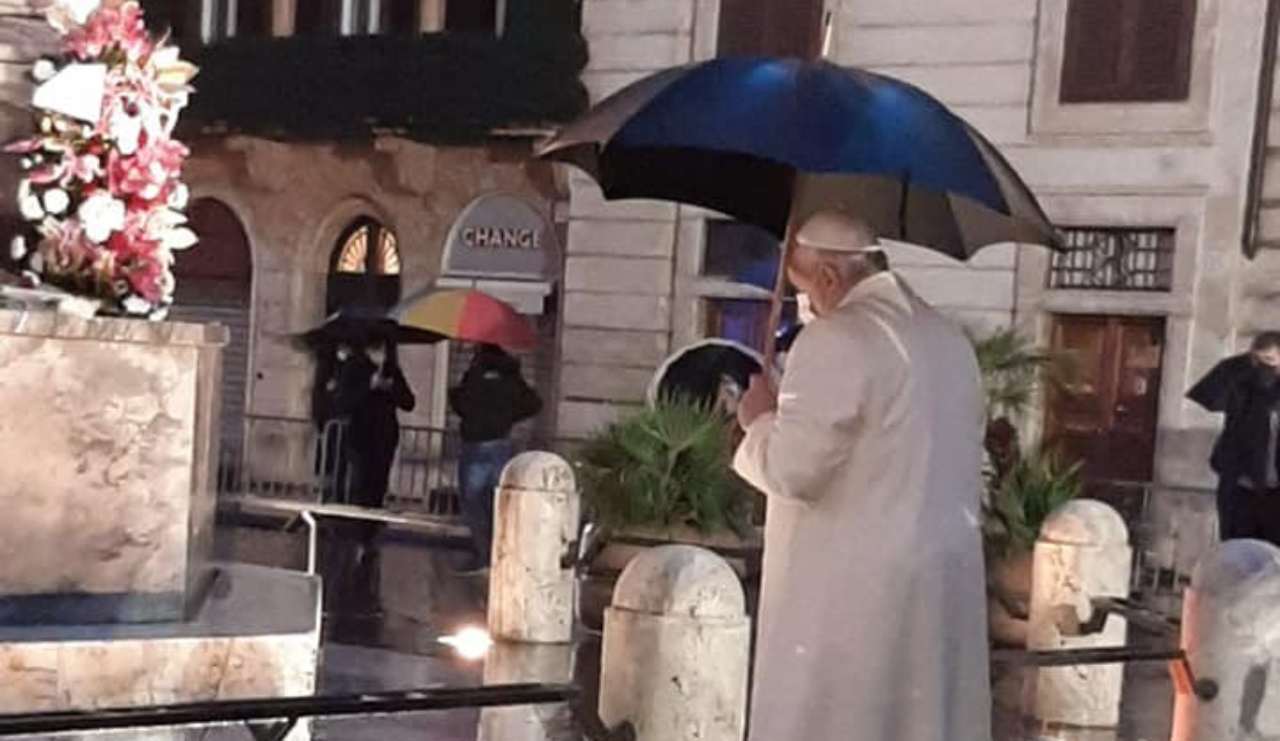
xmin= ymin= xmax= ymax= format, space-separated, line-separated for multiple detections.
xmin=106 ymin=138 xmax=186 ymax=201
xmin=4 ymin=138 xmax=45 ymax=154
xmin=65 ymin=2 xmax=152 ymax=62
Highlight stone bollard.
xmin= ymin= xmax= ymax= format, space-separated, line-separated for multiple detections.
xmin=488 ymin=452 xmax=581 ymax=644
xmin=1171 ymin=539 xmax=1280 ymax=741
xmin=478 ymin=641 xmax=577 ymax=741
xmin=598 ymin=545 xmax=750 ymax=741
xmin=1026 ymin=499 xmax=1133 ymax=728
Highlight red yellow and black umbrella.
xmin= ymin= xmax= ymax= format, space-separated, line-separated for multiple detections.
xmin=392 ymin=288 xmax=537 ymax=351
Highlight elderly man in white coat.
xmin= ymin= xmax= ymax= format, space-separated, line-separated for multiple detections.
xmin=734 ymin=210 xmax=992 ymax=741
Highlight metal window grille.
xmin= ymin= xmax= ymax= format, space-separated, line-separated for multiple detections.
xmin=1049 ymin=227 xmax=1175 ymax=292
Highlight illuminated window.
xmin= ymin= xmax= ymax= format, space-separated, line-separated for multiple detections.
xmin=334 ymin=220 xmax=401 ymax=275
xmin=327 ymin=218 xmax=403 ymax=313
xmin=377 ymin=229 xmax=401 ymax=275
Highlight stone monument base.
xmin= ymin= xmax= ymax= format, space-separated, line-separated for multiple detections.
xmin=0 ymin=563 xmax=321 ymax=740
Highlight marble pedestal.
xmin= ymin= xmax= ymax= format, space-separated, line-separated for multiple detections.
xmin=0 ymin=563 xmax=322 ymax=740
xmin=0 ymin=310 xmax=226 ymax=625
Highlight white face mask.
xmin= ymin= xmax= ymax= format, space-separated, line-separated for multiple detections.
xmin=797 ymin=293 xmax=817 ymax=324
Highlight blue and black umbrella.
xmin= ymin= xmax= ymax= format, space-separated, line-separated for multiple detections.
xmin=538 ymin=57 xmax=1061 ymax=259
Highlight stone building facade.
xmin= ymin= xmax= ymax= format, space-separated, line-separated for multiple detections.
xmin=3 ymin=0 xmax=1278 ymax=565
xmin=561 ymin=0 xmax=1280 ymax=570
xmin=1 ymin=0 xmax=583 ymax=494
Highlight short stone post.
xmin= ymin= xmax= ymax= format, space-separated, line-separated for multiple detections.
xmin=478 ymin=641 xmax=577 ymax=741
xmin=487 ymin=452 xmax=581 ymax=644
xmin=1171 ymin=539 xmax=1280 ymax=741
xmin=1026 ymin=499 xmax=1132 ymax=728
xmin=598 ymin=545 xmax=750 ymax=741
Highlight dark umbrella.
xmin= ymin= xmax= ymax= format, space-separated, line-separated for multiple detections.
xmin=538 ymin=57 xmax=1062 ymax=258
xmin=1187 ymin=353 xmax=1255 ymax=413
xmin=649 ymin=339 xmax=765 ymax=411
xmin=298 ymin=307 xmax=445 ymax=348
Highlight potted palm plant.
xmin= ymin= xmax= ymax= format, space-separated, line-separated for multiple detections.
xmin=574 ymin=396 xmax=760 ymax=628
xmin=971 ymin=328 xmax=1081 ymax=647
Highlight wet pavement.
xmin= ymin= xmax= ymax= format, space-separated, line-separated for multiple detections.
xmin=217 ymin=519 xmax=1178 ymax=741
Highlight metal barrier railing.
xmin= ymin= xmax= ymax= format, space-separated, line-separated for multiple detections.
xmin=218 ymin=416 xmax=464 ymax=518
xmin=1087 ymin=479 xmax=1216 ymax=616
xmin=218 ymin=415 xmax=573 ymax=522
xmin=0 ymin=684 xmax=591 ymax=740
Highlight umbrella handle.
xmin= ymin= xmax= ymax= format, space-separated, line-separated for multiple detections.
xmin=762 ymin=219 xmax=796 ymax=373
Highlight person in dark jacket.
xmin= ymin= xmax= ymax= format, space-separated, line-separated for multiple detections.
xmin=1188 ymin=332 xmax=1280 ymax=544
xmin=449 ymin=344 xmax=543 ymax=571
xmin=339 ymin=340 xmax=416 ymax=508
xmin=326 ymin=340 xmax=416 ymax=614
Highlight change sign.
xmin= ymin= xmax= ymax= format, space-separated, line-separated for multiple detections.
xmin=443 ymin=193 xmax=558 ymax=280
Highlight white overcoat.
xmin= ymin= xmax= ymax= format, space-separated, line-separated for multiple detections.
xmin=734 ymin=272 xmax=991 ymax=741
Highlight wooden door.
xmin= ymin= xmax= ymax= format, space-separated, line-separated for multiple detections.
xmin=1045 ymin=315 xmax=1165 ymax=485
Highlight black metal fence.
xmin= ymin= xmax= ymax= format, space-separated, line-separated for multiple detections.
xmin=216 ymin=416 xmax=463 ymax=518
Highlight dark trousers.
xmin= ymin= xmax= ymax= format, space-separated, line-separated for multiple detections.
xmin=458 ymin=439 xmax=515 ymax=567
xmin=347 ymin=427 xmax=399 ymax=509
xmin=1217 ymin=478 xmax=1280 ymax=547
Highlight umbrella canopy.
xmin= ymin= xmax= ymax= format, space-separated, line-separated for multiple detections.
xmin=648 ymin=339 xmax=765 ymax=410
xmin=539 ymin=57 xmax=1061 ymax=258
xmin=393 ymin=288 xmax=538 ymax=351
xmin=299 ymin=307 xmax=445 ymax=348
xmin=1187 ymin=353 xmax=1256 ymax=413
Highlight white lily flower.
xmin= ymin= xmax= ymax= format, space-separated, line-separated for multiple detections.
xmin=122 ymin=295 xmax=152 ymax=315
xmin=18 ymin=181 xmax=45 ymax=222
xmin=110 ymin=111 xmax=142 ymax=156
xmin=42 ymin=188 xmax=70 ymax=215
xmin=167 ymin=184 xmax=190 ymax=210
xmin=163 ymin=227 xmax=198 ymax=250
xmin=31 ymin=59 xmax=56 ymax=83
xmin=9 ymin=236 xmax=27 ymax=261
xmin=78 ymin=192 xmax=126 ymax=243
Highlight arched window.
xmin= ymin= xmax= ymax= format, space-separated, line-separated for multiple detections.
xmin=326 ymin=217 xmax=402 ymax=313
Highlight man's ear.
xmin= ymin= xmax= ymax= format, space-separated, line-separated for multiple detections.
xmin=817 ymin=260 xmax=842 ymax=289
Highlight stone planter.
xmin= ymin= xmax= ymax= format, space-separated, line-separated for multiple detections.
xmin=579 ymin=523 xmax=762 ymax=631
xmin=0 ymin=309 xmax=227 ymax=625
xmin=988 ymin=548 xmax=1033 ymax=648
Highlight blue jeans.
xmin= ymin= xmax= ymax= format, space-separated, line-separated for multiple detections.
xmin=458 ymin=439 xmax=515 ymax=567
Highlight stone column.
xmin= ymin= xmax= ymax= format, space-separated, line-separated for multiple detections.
xmin=1171 ymin=539 xmax=1280 ymax=741
xmin=599 ymin=545 xmax=750 ymax=741
xmin=487 ymin=452 xmax=580 ymax=644
xmin=1026 ymin=499 xmax=1132 ymax=728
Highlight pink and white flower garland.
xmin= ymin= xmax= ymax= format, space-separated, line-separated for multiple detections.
xmin=6 ymin=0 xmax=198 ymax=319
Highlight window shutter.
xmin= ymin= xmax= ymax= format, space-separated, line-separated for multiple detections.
xmin=1128 ymin=0 xmax=1196 ymax=101
xmin=236 ymin=0 xmax=272 ymax=37
xmin=717 ymin=0 xmax=823 ymax=58
xmin=1060 ymin=0 xmax=1127 ymax=102
xmin=382 ymin=0 xmax=420 ymax=34
xmin=445 ymin=0 xmax=498 ymax=33
xmin=1060 ymin=0 xmax=1197 ymax=103
xmin=295 ymin=0 xmax=343 ymax=35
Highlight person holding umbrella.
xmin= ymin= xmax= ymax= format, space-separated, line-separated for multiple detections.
xmin=732 ymin=210 xmax=990 ymax=741
xmin=1188 ymin=332 xmax=1280 ymax=545
xmin=449 ymin=344 xmax=543 ymax=573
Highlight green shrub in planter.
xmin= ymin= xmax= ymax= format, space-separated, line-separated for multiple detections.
xmin=983 ymin=449 xmax=1083 ymax=558
xmin=575 ymin=397 xmax=753 ymax=537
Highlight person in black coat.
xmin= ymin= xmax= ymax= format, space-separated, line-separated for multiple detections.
xmin=1188 ymin=332 xmax=1280 ymax=545
xmin=325 ymin=340 xmax=415 ymax=616
xmin=449 ymin=344 xmax=543 ymax=571
xmin=338 ymin=340 xmax=416 ymax=508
